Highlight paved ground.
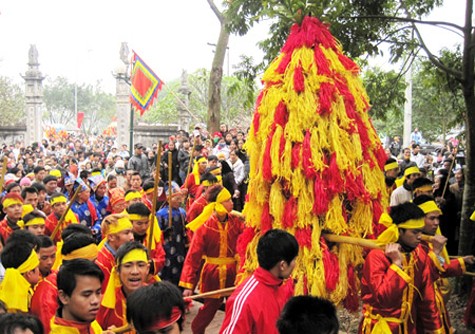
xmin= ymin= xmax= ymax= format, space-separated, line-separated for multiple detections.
xmin=182 ymin=300 xmax=225 ymax=334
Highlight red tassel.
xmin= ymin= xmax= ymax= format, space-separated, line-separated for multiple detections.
xmin=236 ymin=227 xmax=255 ymax=267
xmin=344 ymin=171 xmax=359 ymax=201
xmin=338 ymin=53 xmax=359 ymax=73
xmin=314 ymin=46 xmax=331 ymax=76
xmin=262 ymin=130 xmax=274 ymax=182
xmin=372 ymin=197 xmax=383 ymax=224
xmin=282 ymin=17 xmax=335 ymax=56
xmin=302 ymin=130 xmax=316 ymax=179
xmin=343 ymin=265 xmax=360 ymax=312
xmin=274 ymin=101 xmax=289 ymax=127
xmin=279 ymin=130 xmax=286 ymax=157
xmin=295 ymin=227 xmax=312 ymax=249
xmin=374 ymin=144 xmax=388 ymax=170
xmin=261 ymin=202 xmax=273 ymax=233
xmin=317 ymin=82 xmax=335 ymax=115
xmin=291 ymin=143 xmax=302 ymax=169
xmin=321 ymin=240 xmax=339 ymax=292
xmin=252 ymin=109 xmax=261 ymax=135
xmin=276 ymin=52 xmax=292 ymax=74
xmin=293 ymin=62 xmax=305 ymax=93
xmin=283 ymin=196 xmax=298 ymax=228
xmin=313 ymin=174 xmax=330 ymax=215
xmin=323 ymin=153 xmax=344 ymax=195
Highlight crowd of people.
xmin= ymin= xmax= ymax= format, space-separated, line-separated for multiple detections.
xmin=1 ymin=122 xmax=475 ymax=333
xmin=0 ymin=124 xmax=340 ymax=334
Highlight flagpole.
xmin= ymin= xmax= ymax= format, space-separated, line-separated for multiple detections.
xmin=129 ymin=104 xmax=134 ymax=157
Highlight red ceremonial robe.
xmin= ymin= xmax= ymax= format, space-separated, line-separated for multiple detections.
xmin=50 ymin=316 xmax=102 ymax=334
xmin=96 ymin=287 xmax=135 ymax=333
xmin=358 ymin=246 xmax=443 ymax=334
xmin=419 ymin=239 xmax=465 ymax=333
xmin=0 ymin=216 xmax=20 ymax=241
xmin=30 ymin=271 xmax=58 ymax=333
xmin=179 ymin=214 xmax=243 ymax=334
xmin=45 ymin=211 xmax=79 ymax=243
xmin=95 ymin=244 xmax=116 ymax=293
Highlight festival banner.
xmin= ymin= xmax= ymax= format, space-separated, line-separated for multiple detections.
xmin=130 ymin=51 xmax=163 ymax=116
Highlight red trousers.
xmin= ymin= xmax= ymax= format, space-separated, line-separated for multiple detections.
xmin=191 ymin=298 xmax=223 ymax=334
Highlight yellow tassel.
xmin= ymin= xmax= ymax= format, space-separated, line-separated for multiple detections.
xmin=262 ymin=53 xmax=285 ymax=83
xmin=280 ymin=139 xmax=293 ymax=182
xmin=269 ymin=181 xmax=285 ymax=228
xmin=324 ymin=196 xmax=348 ymax=235
xmin=349 ymin=200 xmax=374 ymax=237
xmin=271 ymin=125 xmax=283 ymax=177
xmin=290 ymin=168 xmax=306 ymax=198
xmin=296 ymin=181 xmax=314 ymax=229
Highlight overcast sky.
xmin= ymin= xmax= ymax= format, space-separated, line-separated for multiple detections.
xmin=0 ymin=0 xmax=466 ymax=94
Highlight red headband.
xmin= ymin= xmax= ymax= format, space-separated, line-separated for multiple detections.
xmin=144 ymin=307 xmax=182 ymax=331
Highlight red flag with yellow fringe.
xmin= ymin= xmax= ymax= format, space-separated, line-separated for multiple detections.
xmin=130 ymin=51 xmax=163 ymax=116
xmin=237 ymin=16 xmax=388 ymax=310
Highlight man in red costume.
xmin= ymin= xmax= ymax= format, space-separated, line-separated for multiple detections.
xmin=96 ymin=213 xmax=134 ymax=292
xmin=220 ymin=229 xmax=298 ymax=334
xmin=97 ymin=241 xmax=150 ymax=331
xmin=181 ymin=156 xmax=208 ymax=210
xmin=413 ymin=195 xmax=474 ymax=332
xmin=51 ymin=259 xmax=104 ymax=333
xmin=179 ymin=184 xmax=244 ymax=334
xmin=45 ymin=192 xmax=79 ymax=243
xmin=359 ymin=202 xmax=443 ymax=333
xmin=30 ymin=226 xmax=99 ymax=333
xmin=127 ymin=202 xmax=165 ymax=277
xmin=0 ymin=193 xmax=24 ymax=241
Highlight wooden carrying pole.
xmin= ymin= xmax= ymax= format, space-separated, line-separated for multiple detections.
xmin=0 ymin=156 xmax=8 ymax=194
xmin=148 ymin=141 xmax=163 ymax=249
xmin=168 ymin=151 xmax=173 ymax=228
xmin=323 ymin=234 xmax=382 ymax=250
xmin=50 ymin=186 xmax=82 ymax=241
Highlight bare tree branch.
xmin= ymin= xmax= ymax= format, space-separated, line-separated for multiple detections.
xmin=412 ymin=23 xmax=464 ymax=81
xmin=350 ymin=15 xmax=464 ymax=32
xmin=207 ymin=0 xmax=224 ymax=23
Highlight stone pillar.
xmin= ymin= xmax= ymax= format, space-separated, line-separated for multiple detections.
xmin=115 ymin=42 xmax=131 ymax=148
xmin=22 ymin=45 xmax=45 ymax=146
xmin=177 ymin=70 xmax=192 ymax=131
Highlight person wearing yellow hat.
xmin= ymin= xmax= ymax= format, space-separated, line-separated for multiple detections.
xmin=360 ymin=202 xmax=443 ymax=333
xmin=96 ymin=214 xmax=134 ymax=293
xmin=0 ymin=193 xmax=24 ymax=241
xmin=127 ymin=281 xmax=186 ymax=334
xmin=413 ymin=195 xmax=474 ymax=333
xmin=127 ymin=202 xmax=166 ymax=278
xmin=384 ymin=158 xmax=399 ymax=200
xmin=180 ymin=184 xmax=244 ymax=334
xmin=22 ymin=209 xmax=46 ymax=236
xmin=0 ymin=242 xmax=39 ymax=312
xmin=181 ymin=156 xmax=209 ymax=210
xmin=51 ymin=259 xmax=104 ymax=333
xmin=30 ymin=228 xmax=99 ymax=333
xmin=97 ymin=242 xmax=150 ymax=331
xmin=45 ymin=192 xmax=79 ymax=243
xmin=186 ymin=172 xmax=220 ymax=241
xmin=390 ymin=165 xmax=421 ymax=206
xmin=125 ymin=189 xmax=143 ymax=208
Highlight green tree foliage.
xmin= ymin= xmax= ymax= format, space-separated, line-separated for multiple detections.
xmin=412 ymin=49 xmax=465 ymax=143
xmin=142 ymin=69 xmax=256 ymax=129
xmin=0 ymin=77 xmax=25 ymax=126
xmin=43 ymin=77 xmax=115 ymax=135
xmin=225 ymin=0 xmax=442 ymax=65
xmin=363 ymin=67 xmax=407 ymax=121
